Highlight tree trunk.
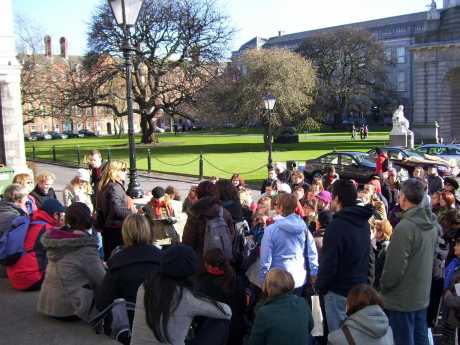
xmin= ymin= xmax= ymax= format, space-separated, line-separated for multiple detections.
xmin=140 ymin=112 xmax=158 ymax=144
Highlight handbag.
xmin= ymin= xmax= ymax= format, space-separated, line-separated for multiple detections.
xmin=311 ymin=295 xmax=324 ymax=337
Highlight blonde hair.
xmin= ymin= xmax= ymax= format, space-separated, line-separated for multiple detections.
xmin=13 ymin=173 xmax=33 ymax=186
xmin=70 ymin=177 xmax=93 ymax=195
xmin=376 ymin=219 xmax=393 ymax=241
xmin=36 ymin=171 xmax=56 ymax=183
xmin=98 ymin=160 xmax=128 ymax=191
xmin=122 ymin=214 xmax=153 ymax=247
xmin=263 ymin=268 xmax=295 ymax=298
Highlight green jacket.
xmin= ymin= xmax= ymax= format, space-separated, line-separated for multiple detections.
xmin=380 ymin=205 xmax=439 ymax=312
xmin=247 ymin=293 xmax=313 ymax=345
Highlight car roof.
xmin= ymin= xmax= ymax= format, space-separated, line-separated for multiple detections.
xmin=419 ymin=144 xmax=460 ymax=148
xmin=325 ymin=151 xmax=367 ymax=155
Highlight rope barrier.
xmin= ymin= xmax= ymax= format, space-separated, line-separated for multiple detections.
xmin=203 ymin=157 xmax=266 ymax=176
xmin=152 ymin=156 xmax=200 ymax=167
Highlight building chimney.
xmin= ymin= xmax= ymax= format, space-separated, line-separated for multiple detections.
xmin=59 ymin=37 xmax=68 ymax=58
xmin=44 ymin=35 xmax=52 ymax=58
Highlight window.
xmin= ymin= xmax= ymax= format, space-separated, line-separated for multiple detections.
xmin=340 ymin=155 xmax=355 ymax=166
xmin=396 ymin=47 xmax=406 ymax=63
xmin=319 ymin=154 xmax=339 ymax=165
xmin=384 ymin=48 xmax=392 ymax=62
xmin=397 ymin=72 xmax=406 ymax=91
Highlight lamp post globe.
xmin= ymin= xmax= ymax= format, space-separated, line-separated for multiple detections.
xmin=108 ymin=0 xmax=144 ymax=198
xmin=262 ymin=94 xmax=276 ymax=171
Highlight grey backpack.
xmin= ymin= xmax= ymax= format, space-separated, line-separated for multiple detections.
xmin=203 ymin=206 xmax=233 ymax=260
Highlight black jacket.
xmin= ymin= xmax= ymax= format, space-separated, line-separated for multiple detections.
xmin=29 ymin=186 xmax=57 ymax=209
xmin=222 ymin=200 xmax=243 ymax=223
xmin=90 ymin=160 xmax=108 ymax=192
xmin=96 ymin=181 xmax=131 ymax=229
xmin=197 ymin=272 xmax=247 ymax=345
xmin=95 ymin=244 xmax=161 ymax=323
xmin=317 ymin=205 xmax=374 ymax=297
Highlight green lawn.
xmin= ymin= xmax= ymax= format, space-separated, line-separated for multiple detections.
xmin=26 ymin=130 xmax=390 ymax=184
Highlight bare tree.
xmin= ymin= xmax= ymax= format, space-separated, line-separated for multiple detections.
xmin=297 ymin=28 xmax=396 ymax=126
xmin=66 ymin=0 xmax=233 ymax=144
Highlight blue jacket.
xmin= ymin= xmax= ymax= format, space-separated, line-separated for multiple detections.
xmin=260 ymin=214 xmax=318 ymax=288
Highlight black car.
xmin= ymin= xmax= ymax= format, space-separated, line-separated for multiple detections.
xmin=63 ymin=131 xmax=84 ymax=138
xmin=49 ymin=131 xmax=68 ymax=140
xmin=367 ymin=146 xmax=424 ymax=160
xmin=304 ymin=151 xmax=376 ymax=184
xmin=78 ymin=129 xmax=97 ymax=137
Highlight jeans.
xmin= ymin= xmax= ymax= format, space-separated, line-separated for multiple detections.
xmin=385 ymin=308 xmax=429 ymax=345
xmin=324 ymin=291 xmax=347 ymax=332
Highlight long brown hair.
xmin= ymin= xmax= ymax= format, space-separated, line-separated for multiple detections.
xmin=98 ymin=160 xmax=127 ymax=191
xmin=346 ymin=284 xmax=383 ymax=316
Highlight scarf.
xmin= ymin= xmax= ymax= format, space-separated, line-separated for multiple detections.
xmin=207 ymin=266 xmax=225 ymax=276
xmin=151 ymin=199 xmax=173 ymax=219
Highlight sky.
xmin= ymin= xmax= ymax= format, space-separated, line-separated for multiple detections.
xmin=13 ymin=0 xmax=444 ymax=56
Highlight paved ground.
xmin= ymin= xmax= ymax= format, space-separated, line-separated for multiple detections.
xmin=1 ymin=163 xmax=202 ymax=345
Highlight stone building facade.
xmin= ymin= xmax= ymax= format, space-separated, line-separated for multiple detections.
xmin=233 ymin=1 xmax=460 ymax=141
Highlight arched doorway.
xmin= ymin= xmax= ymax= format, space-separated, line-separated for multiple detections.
xmin=106 ymin=122 xmax=112 ymax=135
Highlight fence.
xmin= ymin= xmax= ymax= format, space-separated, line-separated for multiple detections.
xmin=29 ymin=144 xmax=268 ymax=180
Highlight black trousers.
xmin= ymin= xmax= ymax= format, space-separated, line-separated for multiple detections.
xmin=187 ymin=318 xmax=230 ymax=345
xmin=102 ymin=228 xmax=123 ymax=261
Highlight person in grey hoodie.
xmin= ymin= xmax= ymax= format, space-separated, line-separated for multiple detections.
xmin=259 ymin=193 xmax=318 ymax=294
xmin=328 ymin=284 xmax=394 ymax=345
xmin=380 ymin=178 xmax=438 ymax=345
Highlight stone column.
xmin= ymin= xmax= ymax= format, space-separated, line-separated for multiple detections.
xmin=0 ymin=0 xmax=27 ymax=172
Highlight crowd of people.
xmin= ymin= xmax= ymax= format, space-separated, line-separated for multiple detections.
xmin=1 ymin=147 xmax=460 ymax=345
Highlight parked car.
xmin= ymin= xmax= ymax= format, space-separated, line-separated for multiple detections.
xmin=415 ymin=144 xmax=460 ymax=167
xmin=304 ymin=151 xmax=376 ymax=184
xmin=367 ymin=146 xmax=454 ymax=177
xmin=78 ymin=129 xmax=97 ymax=137
xmin=49 ymin=131 xmax=68 ymax=140
xmin=63 ymin=131 xmax=84 ymax=138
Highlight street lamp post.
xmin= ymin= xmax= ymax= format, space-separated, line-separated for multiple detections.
xmin=108 ymin=0 xmax=144 ymax=198
xmin=262 ymin=94 xmax=276 ymax=170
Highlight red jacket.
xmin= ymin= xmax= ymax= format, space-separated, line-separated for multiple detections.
xmin=375 ymin=153 xmax=388 ymax=174
xmin=6 ymin=210 xmax=58 ymax=290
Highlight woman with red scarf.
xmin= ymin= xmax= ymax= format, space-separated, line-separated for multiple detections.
xmin=143 ymin=186 xmax=180 ymax=247
xmin=197 ymin=248 xmax=247 ymax=345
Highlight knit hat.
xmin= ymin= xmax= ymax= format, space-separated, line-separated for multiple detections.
xmin=445 ymin=177 xmax=459 ymax=191
xmin=316 ymin=191 xmax=332 ymax=204
xmin=151 ymin=186 xmax=165 ymax=199
xmin=41 ymin=199 xmax=65 ymax=216
xmin=160 ymin=245 xmax=198 ymax=278
xmin=76 ymin=168 xmax=91 ymax=182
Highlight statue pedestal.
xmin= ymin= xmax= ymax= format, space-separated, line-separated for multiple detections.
xmin=390 ymin=132 xmax=414 ymax=149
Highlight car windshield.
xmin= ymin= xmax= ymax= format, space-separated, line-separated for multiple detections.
xmin=405 ymin=150 xmax=423 ymax=158
xmin=352 ymin=153 xmax=373 ymax=164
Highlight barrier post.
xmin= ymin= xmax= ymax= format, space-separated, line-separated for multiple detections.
xmin=199 ymin=152 xmax=204 ymax=180
xmin=32 ymin=144 xmax=36 ymax=160
xmin=147 ymin=149 xmax=152 ymax=173
xmin=52 ymin=145 xmax=56 ymax=161
xmin=107 ymin=148 xmax=112 ymax=161
xmin=76 ymin=146 xmax=81 ymax=166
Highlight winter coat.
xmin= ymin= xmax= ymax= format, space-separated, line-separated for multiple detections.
xmin=182 ymin=197 xmax=235 ymax=257
xmin=62 ymin=185 xmax=93 ymax=212
xmin=260 ymin=214 xmax=319 ymax=288
xmin=170 ymin=199 xmax=187 ymax=240
xmin=382 ymin=182 xmax=399 ymax=211
xmin=130 ymin=286 xmax=232 ymax=345
xmin=317 ymin=205 xmax=375 ymax=297
xmin=375 ymin=153 xmax=388 ymax=175
xmin=373 ymin=240 xmax=390 ymax=292
xmin=96 ymin=181 xmax=131 ymax=230
xmin=0 ymin=200 xmax=26 ymax=235
xmin=90 ymin=161 xmax=108 ymax=192
xmin=222 ymin=199 xmax=243 ymax=222
xmin=197 ymin=272 xmax=247 ymax=345
xmin=6 ymin=210 xmax=58 ymax=290
xmin=29 ymin=186 xmax=57 ymax=209
xmin=322 ymin=174 xmax=340 ymax=191
xmin=327 ymin=305 xmax=394 ymax=345
xmin=247 ymin=293 xmax=313 ymax=345
xmin=380 ymin=205 xmax=439 ymax=312
xmin=143 ymin=201 xmax=179 ymax=245
xmin=95 ymin=244 xmax=161 ymax=324
xmin=37 ymin=228 xmax=105 ymax=322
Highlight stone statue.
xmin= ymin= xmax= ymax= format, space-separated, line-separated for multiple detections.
xmin=391 ymin=105 xmax=412 ymax=135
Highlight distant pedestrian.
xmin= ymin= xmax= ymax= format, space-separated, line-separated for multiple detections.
xmin=380 ymin=178 xmax=439 ymax=345
xmin=351 ymin=124 xmax=356 ymax=140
